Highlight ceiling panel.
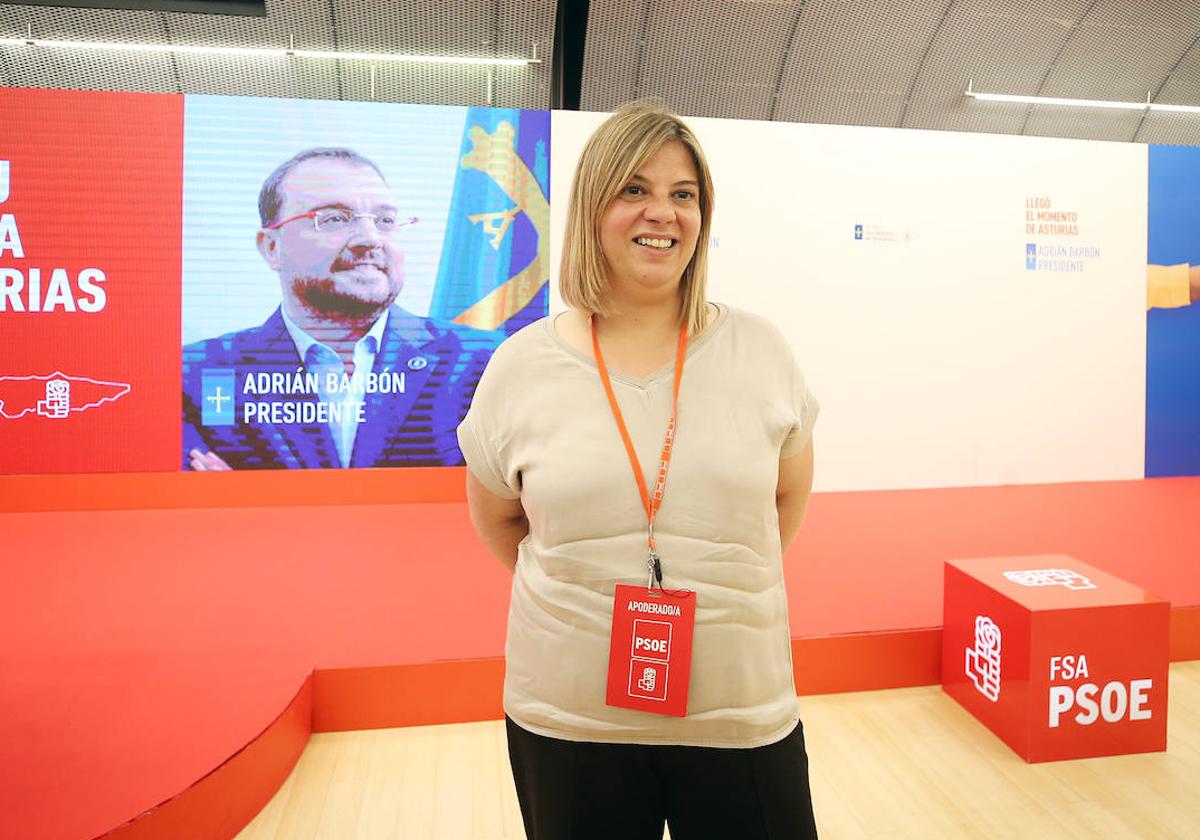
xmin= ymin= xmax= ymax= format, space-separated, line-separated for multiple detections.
xmin=1025 ymin=0 xmax=1200 ymax=140
xmin=638 ymin=0 xmax=797 ymax=120
xmin=337 ymin=61 xmax=495 ymax=107
xmin=582 ymin=0 xmax=799 ymax=120
xmin=161 ymin=0 xmax=333 ymax=50
xmin=1139 ymin=39 xmax=1200 ymax=144
xmin=903 ymin=1 xmax=1088 ymax=136
xmin=164 ymin=0 xmax=336 ymax=99
xmin=0 ymin=5 xmax=178 ymax=92
xmin=335 ymin=0 xmax=498 ymax=107
xmin=3 ymin=0 xmax=1200 ymax=144
xmin=774 ymin=0 xmax=945 ymax=127
xmin=497 ymin=0 xmax=553 ymax=107
xmin=578 ymin=0 xmax=647 ymax=110
xmin=1023 ymin=106 xmax=1146 ymax=142
xmin=0 ymin=0 xmax=551 ymax=107
xmin=336 ymin=0 xmax=493 ymax=55
xmin=168 ymin=53 xmax=341 ymax=98
xmin=332 ymin=0 xmax=550 ymax=107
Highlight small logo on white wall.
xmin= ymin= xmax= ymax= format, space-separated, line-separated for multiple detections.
xmin=1003 ymin=569 xmax=1097 ymax=590
xmin=853 ymin=222 xmax=918 ymax=243
xmin=965 ymin=615 xmax=1002 ymax=702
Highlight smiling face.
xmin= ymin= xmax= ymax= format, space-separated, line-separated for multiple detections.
xmin=257 ymin=158 xmax=404 ymax=325
xmin=597 ymin=139 xmax=702 ymax=306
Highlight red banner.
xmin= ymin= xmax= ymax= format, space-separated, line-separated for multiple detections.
xmin=0 ymin=88 xmax=183 ymax=474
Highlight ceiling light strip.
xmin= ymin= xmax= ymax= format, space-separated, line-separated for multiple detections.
xmin=965 ymin=82 xmax=1200 ymax=115
xmin=0 ymin=37 xmax=539 ymax=66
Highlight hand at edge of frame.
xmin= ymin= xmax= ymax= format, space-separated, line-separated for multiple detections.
xmin=188 ymin=449 xmax=232 ymax=471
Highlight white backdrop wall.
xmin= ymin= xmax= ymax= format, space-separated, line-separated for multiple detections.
xmin=550 ymin=111 xmax=1148 ymax=493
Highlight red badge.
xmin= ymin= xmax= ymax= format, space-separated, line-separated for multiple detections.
xmin=606 ymin=583 xmax=696 ymax=717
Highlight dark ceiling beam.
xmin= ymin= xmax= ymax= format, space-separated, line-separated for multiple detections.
xmin=327 ymin=0 xmax=344 ymax=101
xmin=769 ymin=0 xmax=808 ymax=122
xmin=156 ymin=12 xmax=183 ymax=95
xmin=551 ymin=0 xmax=589 ymax=110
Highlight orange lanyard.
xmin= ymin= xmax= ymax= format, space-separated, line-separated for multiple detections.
xmin=589 ymin=315 xmax=688 ymax=590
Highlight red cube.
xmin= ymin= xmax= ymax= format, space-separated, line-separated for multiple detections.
xmin=942 ymin=555 xmax=1169 ymax=763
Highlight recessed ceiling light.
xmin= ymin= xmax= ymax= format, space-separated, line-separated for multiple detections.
xmin=964 ymin=80 xmax=1200 ymax=115
xmin=0 ymin=35 xmax=541 ymax=67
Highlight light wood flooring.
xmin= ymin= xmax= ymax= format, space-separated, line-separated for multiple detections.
xmin=238 ymin=661 xmax=1200 ymax=839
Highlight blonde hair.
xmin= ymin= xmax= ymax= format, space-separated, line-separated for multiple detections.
xmin=559 ymin=101 xmax=715 ymax=335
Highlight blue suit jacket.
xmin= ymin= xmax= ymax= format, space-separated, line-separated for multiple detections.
xmin=182 ymin=306 xmax=502 ymax=469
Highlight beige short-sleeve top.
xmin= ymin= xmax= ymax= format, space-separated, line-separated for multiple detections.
xmin=457 ymin=303 xmax=819 ymax=748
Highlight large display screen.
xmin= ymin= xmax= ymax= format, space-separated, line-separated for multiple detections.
xmin=0 ymin=88 xmax=549 ymax=474
xmin=1147 ymin=144 xmax=1200 ymax=477
xmin=3 ymin=87 xmax=1199 ymax=484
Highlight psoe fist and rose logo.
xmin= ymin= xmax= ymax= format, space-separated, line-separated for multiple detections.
xmin=965 ymin=615 xmax=1002 ymax=703
xmin=963 ymin=570 xmax=1098 ymax=703
xmin=0 ymin=159 xmax=131 ymax=424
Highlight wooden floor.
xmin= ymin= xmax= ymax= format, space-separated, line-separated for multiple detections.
xmin=238 ymin=661 xmax=1200 ymax=839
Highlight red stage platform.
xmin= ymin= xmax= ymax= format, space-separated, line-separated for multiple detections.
xmin=1 ymin=470 xmax=1197 ymax=839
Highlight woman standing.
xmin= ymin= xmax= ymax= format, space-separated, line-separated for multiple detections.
xmin=458 ymin=102 xmax=820 ymax=839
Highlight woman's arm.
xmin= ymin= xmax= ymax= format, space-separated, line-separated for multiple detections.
xmin=776 ymin=439 xmax=815 ymax=552
xmin=466 ymin=469 xmax=529 ymax=572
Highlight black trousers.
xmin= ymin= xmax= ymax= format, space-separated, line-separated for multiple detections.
xmin=506 ymin=717 xmax=819 ymax=840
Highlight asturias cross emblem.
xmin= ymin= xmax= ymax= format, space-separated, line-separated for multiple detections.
xmin=206 ymin=386 xmax=231 ymax=413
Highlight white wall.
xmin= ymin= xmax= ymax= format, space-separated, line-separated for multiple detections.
xmin=551 ymin=111 xmax=1147 ymax=493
